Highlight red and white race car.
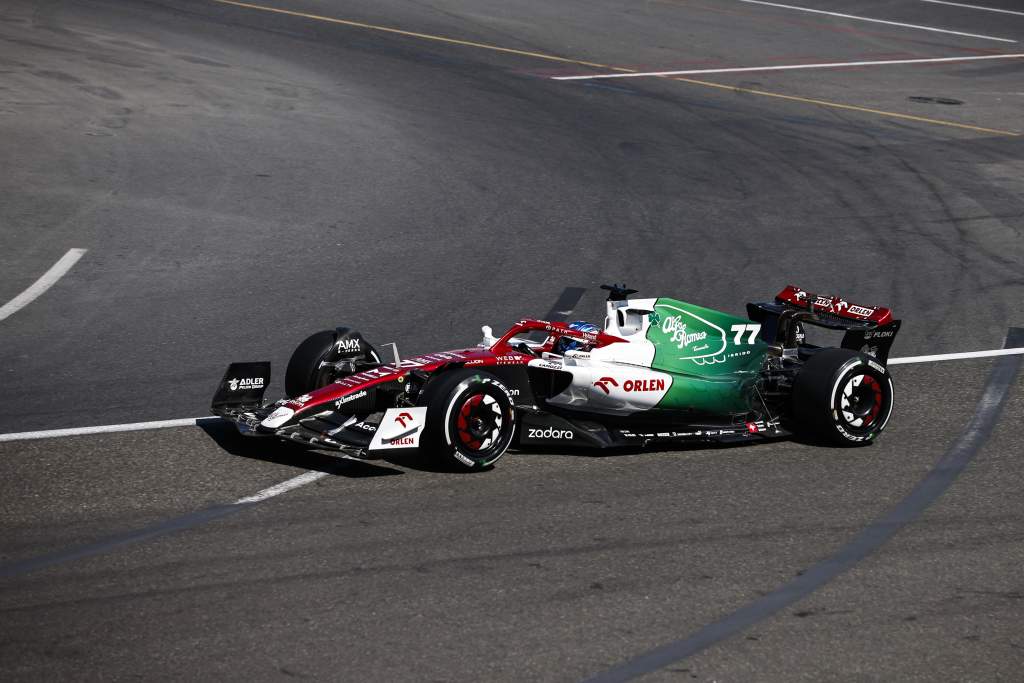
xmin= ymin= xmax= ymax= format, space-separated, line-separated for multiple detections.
xmin=212 ymin=284 xmax=900 ymax=470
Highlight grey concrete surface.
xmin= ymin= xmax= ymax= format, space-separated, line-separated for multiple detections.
xmin=1 ymin=0 xmax=1022 ymax=680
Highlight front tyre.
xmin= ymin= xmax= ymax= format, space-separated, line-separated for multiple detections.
xmin=792 ymin=348 xmax=894 ymax=446
xmin=419 ymin=369 xmax=516 ymax=470
xmin=284 ymin=327 xmax=380 ymax=397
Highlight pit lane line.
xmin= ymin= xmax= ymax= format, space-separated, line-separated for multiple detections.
xmin=584 ymin=327 xmax=1024 ymax=682
xmin=1 ymin=345 xmax=1022 ymax=444
xmin=0 ymin=249 xmax=87 ymax=323
xmin=736 ymin=0 xmax=1016 ymax=43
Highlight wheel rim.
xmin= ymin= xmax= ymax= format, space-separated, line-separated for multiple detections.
xmin=455 ymin=393 xmax=504 ymax=452
xmin=839 ymin=373 xmax=883 ymax=429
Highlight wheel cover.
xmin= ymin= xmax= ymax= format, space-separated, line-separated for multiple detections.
xmin=455 ymin=393 xmax=504 ymax=452
xmin=839 ymin=374 xmax=883 ymax=428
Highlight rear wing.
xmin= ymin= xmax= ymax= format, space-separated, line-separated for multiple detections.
xmin=747 ymin=285 xmax=901 ymax=364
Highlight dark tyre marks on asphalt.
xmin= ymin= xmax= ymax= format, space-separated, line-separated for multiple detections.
xmin=584 ymin=327 xmax=1024 ymax=683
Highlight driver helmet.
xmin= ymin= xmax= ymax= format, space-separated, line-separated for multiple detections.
xmin=554 ymin=321 xmax=600 ymax=355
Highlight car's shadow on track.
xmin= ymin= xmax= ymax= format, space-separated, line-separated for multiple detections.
xmin=199 ymin=421 xmax=404 ymax=478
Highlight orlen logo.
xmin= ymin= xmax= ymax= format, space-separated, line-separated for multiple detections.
xmin=594 ymin=377 xmax=665 ymax=394
xmin=394 ymin=411 xmax=414 ymax=428
xmin=527 ymin=427 xmax=574 ymax=440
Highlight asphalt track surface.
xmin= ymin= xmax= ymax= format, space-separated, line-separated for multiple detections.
xmin=1 ymin=0 xmax=1023 ymax=680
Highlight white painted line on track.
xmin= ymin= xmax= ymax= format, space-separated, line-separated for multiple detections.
xmin=234 ymin=470 xmax=330 ymax=504
xmin=737 ymin=0 xmax=1017 ymax=43
xmin=552 ymin=53 xmax=1024 ymax=80
xmin=0 ymin=417 xmax=219 ymax=442
xmin=887 ymin=347 xmax=1024 ymax=365
xmin=0 ymin=248 xmax=88 ymax=322
xmin=1 ymin=346 xmax=1023 ymax=444
xmin=921 ymin=0 xmax=1024 ymax=17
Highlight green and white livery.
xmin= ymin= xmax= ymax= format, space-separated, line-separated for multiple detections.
xmin=544 ymin=295 xmax=769 ymax=416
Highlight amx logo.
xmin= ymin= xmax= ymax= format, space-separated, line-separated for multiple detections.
xmin=335 ymin=338 xmax=361 ymax=354
xmin=394 ymin=411 xmax=414 ymax=428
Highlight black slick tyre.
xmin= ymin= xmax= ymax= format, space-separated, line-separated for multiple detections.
xmin=792 ymin=348 xmax=894 ymax=446
xmin=284 ymin=327 xmax=380 ymax=397
xmin=418 ymin=368 xmax=516 ymax=470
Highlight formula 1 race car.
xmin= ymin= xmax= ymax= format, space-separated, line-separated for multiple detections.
xmin=211 ymin=284 xmax=900 ymax=470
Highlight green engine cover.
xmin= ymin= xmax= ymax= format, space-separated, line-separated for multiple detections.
xmin=646 ymin=298 xmax=769 ymax=414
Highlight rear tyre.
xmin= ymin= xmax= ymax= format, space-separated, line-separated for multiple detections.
xmin=792 ymin=348 xmax=894 ymax=446
xmin=284 ymin=327 xmax=380 ymax=397
xmin=418 ymin=369 xmax=516 ymax=470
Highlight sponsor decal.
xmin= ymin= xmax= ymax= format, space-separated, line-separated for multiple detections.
xmin=352 ymin=420 xmax=377 ymax=433
xmin=394 ymin=411 xmax=414 ymax=428
xmin=834 ymin=421 xmax=870 ymax=442
xmin=864 ymin=329 xmax=894 ymax=339
xmin=335 ymin=338 xmax=362 ymax=354
xmin=814 ymin=295 xmax=840 ymax=310
xmin=594 ymin=377 xmax=666 ymax=394
xmin=453 ymin=452 xmax=475 ymax=466
xmin=293 ymin=394 xmax=312 ymax=405
xmin=527 ymin=427 xmax=574 ymax=440
xmin=335 ymin=352 xmax=466 ymax=387
xmin=494 ymin=354 xmax=526 ymax=365
xmin=228 ymin=377 xmax=264 ymax=391
xmin=389 ymin=436 xmax=415 ymax=446
xmin=867 ymin=359 xmax=886 ymax=374
xmin=622 ymin=376 xmax=663 ymax=393
xmin=334 ymin=389 xmax=368 ymax=409
xmin=746 ymin=421 xmax=766 ymax=433
xmin=260 ymin=406 xmax=294 ymax=429
xmin=543 ymin=324 xmax=600 ymax=342
xmin=662 ymin=316 xmax=708 ymax=350
xmin=653 ymin=304 xmax=727 ymax=362
xmin=848 ymin=305 xmax=875 ymax=318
